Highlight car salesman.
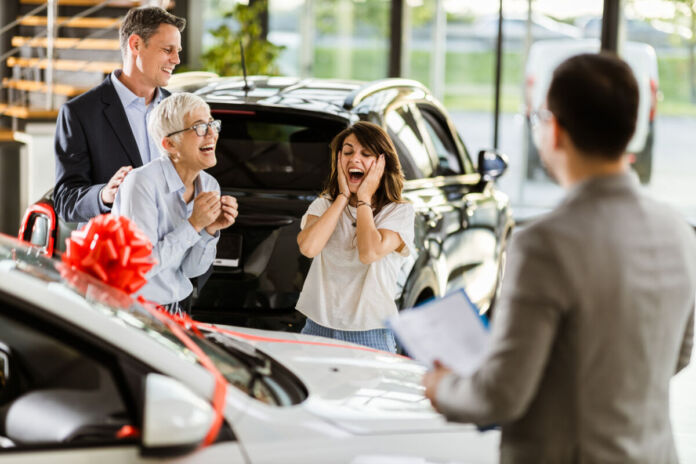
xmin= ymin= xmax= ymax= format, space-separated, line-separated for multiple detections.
xmin=54 ymin=6 xmax=185 ymax=223
xmin=424 ymin=53 xmax=696 ymax=463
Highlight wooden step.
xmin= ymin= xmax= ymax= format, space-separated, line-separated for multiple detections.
xmin=19 ymin=16 xmax=122 ymax=29
xmin=12 ymin=36 xmax=120 ymax=51
xmin=2 ymin=78 xmax=89 ymax=97
xmin=0 ymin=105 xmax=59 ymax=119
xmin=21 ymin=0 xmax=144 ymax=7
xmin=7 ymin=56 xmax=119 ymax=74
xmin=0 ymin=128 xmax=18 ymax=142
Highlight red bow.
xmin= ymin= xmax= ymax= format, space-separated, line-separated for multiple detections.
xmin=62 ymin=214 xmax=155 ymax=294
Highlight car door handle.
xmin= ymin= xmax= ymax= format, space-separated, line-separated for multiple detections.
xmin=425 ymin=210 xmax=442 ymax=228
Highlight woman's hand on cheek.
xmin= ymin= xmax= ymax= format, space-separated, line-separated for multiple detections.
xmin=357 ymin=154 xmax=385 ymax=203
xmin=337 ymin=152 xmax=351 ymax=200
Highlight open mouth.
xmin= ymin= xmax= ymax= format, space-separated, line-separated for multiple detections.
xmin=348 ymin=168 xmax=364 ymax=183
xmin=199 ymin=144 xmax=215 ymax=155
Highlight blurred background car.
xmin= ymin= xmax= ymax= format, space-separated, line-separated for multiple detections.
xmin=523 ymin=39 xmax=659 ymax=184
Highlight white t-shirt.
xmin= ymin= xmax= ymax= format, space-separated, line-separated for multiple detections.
xmin=295 ymin=197 xmax=416 ymax=330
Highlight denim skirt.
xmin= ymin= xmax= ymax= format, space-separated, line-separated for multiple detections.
xmin=301 ymin=318 xmax=397 ymax=353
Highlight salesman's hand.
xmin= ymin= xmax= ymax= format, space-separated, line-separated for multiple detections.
xmin=423 ymin=360 xmax=453 ymax=411
xmin=189 ymin=191 xmax=222 ymax=233
xmin=205 ymin=195 xmax=238 ymax=235
xmin=101 ymin=166 xmax=133 ymax=205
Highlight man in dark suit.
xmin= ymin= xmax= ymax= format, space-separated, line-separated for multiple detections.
xmin=54 ymin=7 xmax=186 ymax=223
xmin=424 ymin=53 xmax=696 ymax=463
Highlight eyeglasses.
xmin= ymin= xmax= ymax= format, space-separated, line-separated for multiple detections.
xmin=529 ymin=108 xmax=554 ymax=129
xmin=166 ymin=119 xmax=221 ymax=138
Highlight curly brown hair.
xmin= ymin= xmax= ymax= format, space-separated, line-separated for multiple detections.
xmin=322 ymin=121 xmax=405 ymax=213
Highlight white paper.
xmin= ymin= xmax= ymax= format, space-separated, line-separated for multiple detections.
xmin=388 ymin=290 xmax=490 ymax=377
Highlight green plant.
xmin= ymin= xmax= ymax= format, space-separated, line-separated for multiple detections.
xmin=201 ymin=0 xmax=284 ymax=77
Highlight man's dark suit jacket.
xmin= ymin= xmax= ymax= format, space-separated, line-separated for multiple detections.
xmin=54 ymin=76 xmax=170 ymax=223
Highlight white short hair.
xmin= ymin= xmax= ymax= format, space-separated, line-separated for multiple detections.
xmin=148 ymin=92 xmax=210 ymax=156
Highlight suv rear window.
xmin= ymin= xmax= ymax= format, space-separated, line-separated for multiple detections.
xmin=207 ymin=109 xmax=347 ymax=191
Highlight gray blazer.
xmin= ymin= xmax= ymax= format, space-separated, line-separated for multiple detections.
xmin=436 ymin=173 xmax=696 ymax=464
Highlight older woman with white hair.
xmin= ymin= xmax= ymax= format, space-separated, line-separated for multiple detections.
xmin=113 ymin=92 xmax=237 ymax=313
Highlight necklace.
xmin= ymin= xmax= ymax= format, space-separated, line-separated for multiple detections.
xmin=346 ymin=204 xmax=374 ymax=227
xmin=346 ymin=205 xmax=357 ymax=227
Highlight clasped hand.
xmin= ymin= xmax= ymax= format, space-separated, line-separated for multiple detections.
xmin=188 ymin=192 xmax=238 ymax=235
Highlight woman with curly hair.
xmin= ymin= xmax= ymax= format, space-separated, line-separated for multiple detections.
xmin=296 ymin=121 xmax=415 ymax=352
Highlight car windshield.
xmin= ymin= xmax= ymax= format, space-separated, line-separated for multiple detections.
xmin=207 ymin=109 xmax=346 ymax=191
xmin=0 ymin=237 xmax=269 ymax=399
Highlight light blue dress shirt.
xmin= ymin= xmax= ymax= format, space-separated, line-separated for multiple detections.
xmin=112 ymin=156 xmax=220 ymax=305
xmin=110 ymin=70 xmax=163 ymax=165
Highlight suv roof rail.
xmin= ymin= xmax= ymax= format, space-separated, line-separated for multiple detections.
xmin=343 ymin=78 xmax=429 ymax=110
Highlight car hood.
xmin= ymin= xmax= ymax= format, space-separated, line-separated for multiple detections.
xmin=214 ymin=325 xmax=467 ymax=434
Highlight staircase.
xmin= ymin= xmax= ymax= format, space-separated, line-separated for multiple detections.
xmin=0 ymin=0 xmax=160 ymax=133
xmin=0 ymin=0 xmax=172 ymax=235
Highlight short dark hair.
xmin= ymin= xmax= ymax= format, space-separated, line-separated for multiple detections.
xmin=119 ymin=7 xmax=186 ymax=58
xmin=547 ymin=53 xmax=639 ymax=159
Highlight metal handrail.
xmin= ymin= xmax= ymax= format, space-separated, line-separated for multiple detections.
xmin=0 ymin=0 xmax=119 ymax=112
xmin=0 ymin=3 xmax=47 ymax=38
xmin=0 ymin=0 xmax=118 ymax=63
xmin=46 ymin=0 xmax=56 ymax=109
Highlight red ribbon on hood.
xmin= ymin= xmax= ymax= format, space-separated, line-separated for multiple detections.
xmin=62 ymin=214 xmax=155 ymax=294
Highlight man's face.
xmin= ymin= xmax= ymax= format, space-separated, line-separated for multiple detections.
xmin=133 ymin=24 xmax=181 ymax=88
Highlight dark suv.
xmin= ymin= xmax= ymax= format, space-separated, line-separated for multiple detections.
xmin=19 ymin=76 xmax=514 ymax=329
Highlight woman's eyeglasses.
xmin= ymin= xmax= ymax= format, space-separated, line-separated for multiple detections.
xmin=167 ymin=120 xmax=222 ymax=137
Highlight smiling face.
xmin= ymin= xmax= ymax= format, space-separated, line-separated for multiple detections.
xmin=340 ymin=134 xmax=377 ymax=194
xmin=133 ymin=23 xmax=181 ymax=88
xmin=168 ymin=106 xmax=218 ymax=173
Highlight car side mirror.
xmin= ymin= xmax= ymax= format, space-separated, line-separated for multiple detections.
xmin=18 ymin=203 xmax=56 ymax=256
xmin=142 ymin=373 xmax=215 ymax=456
xmin=477 ymin=149 xmax=508 ymax=182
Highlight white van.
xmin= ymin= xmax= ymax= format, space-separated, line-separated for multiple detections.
xmin=524 ymin=39 xmax=659 ymax=183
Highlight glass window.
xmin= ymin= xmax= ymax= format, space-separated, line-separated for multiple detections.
xmin=269 ymin=0 xmax=390 ymax=80
xmin=417 ymin=105 xmax=463 ymax=176
xmin=0 ymin=311 xmax=131 ymax=446
xmin=207 ymin=110 xmax=346 ymax=190
xmin=385 ymin=105 xmax=433 ymax=179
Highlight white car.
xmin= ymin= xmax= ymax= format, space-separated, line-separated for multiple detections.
xmin=0 ymin=234 xmax=498 ymax=463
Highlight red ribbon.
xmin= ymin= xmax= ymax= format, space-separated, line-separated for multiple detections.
xmin=138 ymin=297 xmax=227 ymax=448
xmin=134 ymin=298 xmax=410 ymax=446
xmin=62 ymin=214 xmax=155 ymax=294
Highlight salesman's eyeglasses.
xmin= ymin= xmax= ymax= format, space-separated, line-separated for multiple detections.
xmin=529 ymin=108 xmax=554 ymax=129
xmin=167 ymin=120 xmax=222 ymax=138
